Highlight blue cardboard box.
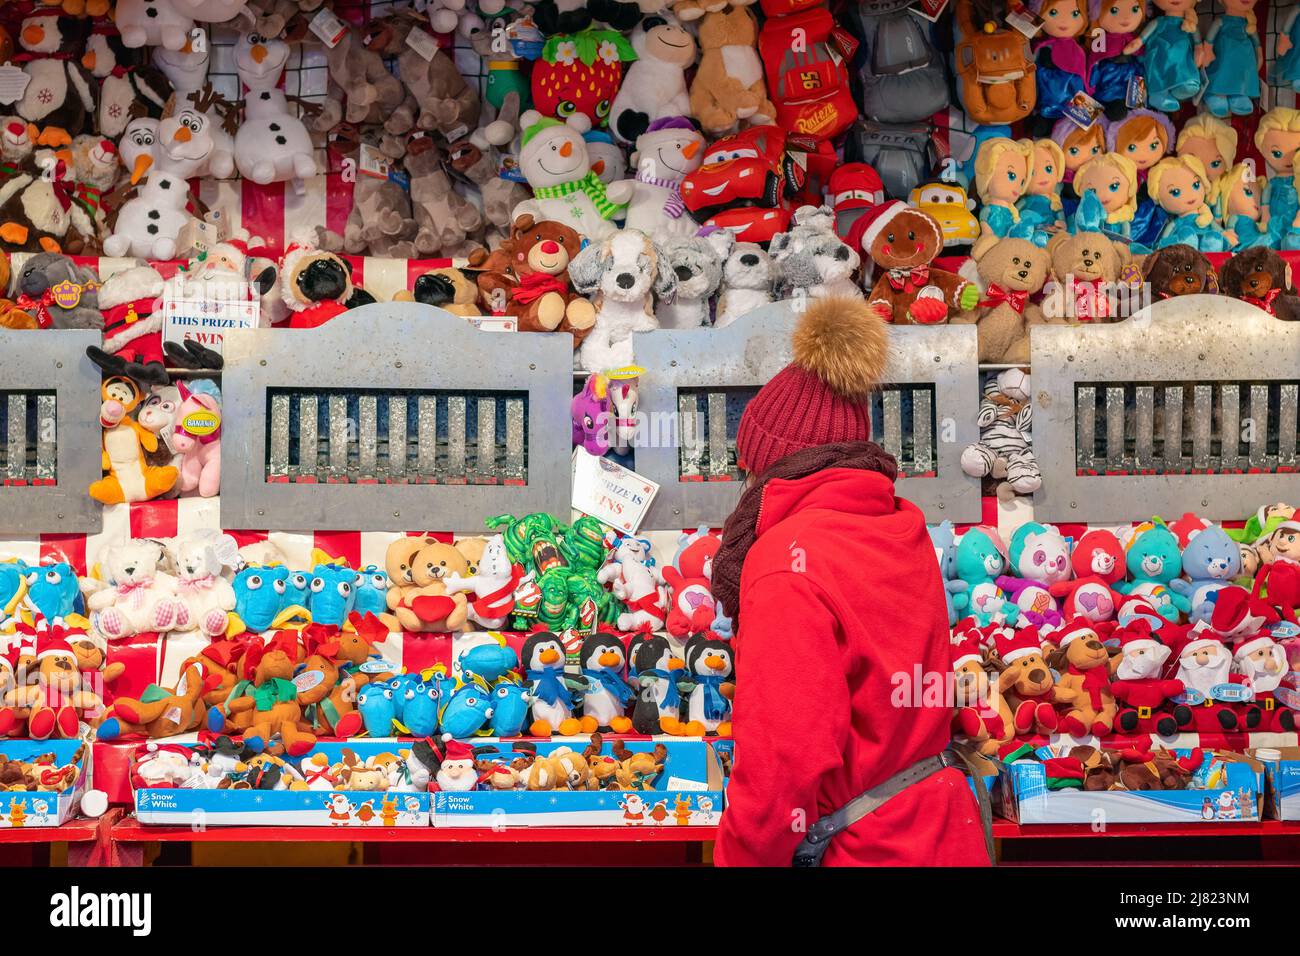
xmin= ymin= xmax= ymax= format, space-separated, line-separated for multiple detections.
xmin=134 ymin=741 xmax=431 ymax=827
xmin=1253 ymin=748 xmax=1300 ymax=820
xmin=1001 ymin=749 xmax=1262 ymax=825
xmin=433 ymin=738 xmax=726 ymax=828
xmin=0 ymin=738 xmax=88 ymax=828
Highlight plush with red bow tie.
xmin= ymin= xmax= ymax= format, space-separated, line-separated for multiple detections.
xmin=857 ymin=201 xmax=977 ymax=325
xmin=1219 ymin=247 xmax=1300 ymax=322
xmin=954 ymin=237 xmax=1051 ymax=364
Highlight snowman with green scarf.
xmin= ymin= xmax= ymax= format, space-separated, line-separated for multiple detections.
xmin=512 ymin=111 xmax=633 ymax=241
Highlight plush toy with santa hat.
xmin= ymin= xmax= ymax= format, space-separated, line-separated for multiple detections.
xmin=1233 ymin=632 xmax=1296 ymax=732
xmin=278 ymin=238 xmax=375 ymax=329
xmin=431 ymin=735 xmax=479 ymax=792
xmin=855 ymin=200 xmax=978 ymax=325
xmin=950 ymin=623 xmax=1014 ymax=756
xmin=1109 ymin=619 xmax=1188 ymax=737
xmin=1050 ymin=618 xmax=1118 ymax=737
xmin=995 ymin=625 xmax=1059 ymax=735
xmin=1173 ymin=631 xmax=1249 ymax=733
xmin=85 ymin=262 xmax=168 ymax=386
xmin=6 ymin=623 xmax=104 ymax=739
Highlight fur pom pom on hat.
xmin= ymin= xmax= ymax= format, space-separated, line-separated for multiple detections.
xmin=735 ymin=297 xmax=890 ymax=477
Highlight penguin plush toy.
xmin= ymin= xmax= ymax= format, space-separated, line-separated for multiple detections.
xmin=680 ymin=633 xmax=734 ymax=736
xmin=520 ymin=632 xmax=587 ymax=737
xmin=578 ymin=633 xmax=634 ymax=733
xmin=629 ymin=634 xmax=686 ymax=736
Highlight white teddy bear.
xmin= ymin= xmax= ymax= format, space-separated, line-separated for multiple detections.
xmin=165 ymin=531 xmax=239 ymax=638
xmin=87 ymin=539 xmax=185 ymax=639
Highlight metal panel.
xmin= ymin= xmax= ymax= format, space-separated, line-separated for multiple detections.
xmin=634 ymin=301 xmax=982 ymax=527
xmin=1032 ymin=295 xmax=1300 ymax=521
xmin=220 ymin=303 xmax=572 ymax=531
xmin=0 ymin=331 xmax=103 ymax=534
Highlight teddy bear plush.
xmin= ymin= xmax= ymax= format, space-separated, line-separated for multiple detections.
xmin=163 ymin=530 xmax=237 ymax=638
xmin=383 ymin=537 xmax=472 ymax=633
xmin=8 ymin=253 xmax=100 ymax=329
xmin=858 ymin=201 xmax=977 ymax=325
xmin=86 ymin=539 xmax=186 ymax=640
xmin=954 ymin=237 xmax=1051 ymax=364
xmin=1219 ymin=247 xmax=1300 ymax=320
xmin=1141 ymin=243 xmax=1216 ymax=298
xmin=479 ymin=214 xmax=597 ymax=342
xmin=689 ymin=6 xmax=775 ymax=136
xmin=1041 ymin=230 xmax=1135 ymax=322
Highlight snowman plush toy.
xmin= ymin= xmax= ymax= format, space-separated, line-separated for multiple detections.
xmin=232 ymin=31 xmax=317 ymax=193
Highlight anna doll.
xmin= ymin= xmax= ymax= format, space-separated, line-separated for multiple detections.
xmin=1031 ymin=0 xmax=1092 ymax=121
xmin=1087 ymin=0 xmax=1145 ymax=118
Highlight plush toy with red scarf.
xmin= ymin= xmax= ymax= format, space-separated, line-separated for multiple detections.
xmin=1049 ymin=619 xmax=1118 ymax=736
xmin=1219 ymin=247 xmax=1300 ymax=321
xmin=955 ymin=236 xmax=1051 ymax=364
xmin=443 ymin=534 xmax=524 ymax=630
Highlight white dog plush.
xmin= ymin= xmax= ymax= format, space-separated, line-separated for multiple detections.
xmin=570 ymin=229 xmax=677 ymax=371
xmin=710 ymin=230 xmax=778 ymax=328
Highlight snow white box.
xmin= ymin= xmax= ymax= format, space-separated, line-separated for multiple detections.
xmin=0 ymin=738 xmax=89 ymax=828
xmin=1250 ymin=747 xmax=1300 ymax=821
xmin=133 ymin=741 xmax=431 ymax=828
xmin=432 ymin=738 xmax=726 ymax=828
xmin=1000 ymin=749 xmax=1262 ymax=825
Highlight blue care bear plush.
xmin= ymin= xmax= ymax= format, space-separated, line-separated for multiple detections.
xmin=997 ymin=522 xmax=1072 ymax=631
xmin=929 ymin=521 xmax=969 ymax=626
xmin=1116 ymin=519 xmax=1190 ymax=621
xmin=1170 ymin=523 xmax=1242 ymax=624
xmin=954 ymin=526 xmax=1019 ymax=626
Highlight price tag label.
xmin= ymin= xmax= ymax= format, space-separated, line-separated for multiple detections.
xmin=309 ymin=7 xmax=348 ymax=47
xmin=406 ymin=27 xmax=440 ymax=61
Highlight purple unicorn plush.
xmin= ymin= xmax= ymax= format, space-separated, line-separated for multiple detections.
xmin=571 ymin=373 xmax=611 ymax=456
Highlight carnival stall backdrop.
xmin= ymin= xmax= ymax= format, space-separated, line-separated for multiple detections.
xmin=2 ymin=0 xmax=1300 ymax=859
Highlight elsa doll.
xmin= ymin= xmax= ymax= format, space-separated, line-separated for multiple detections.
xmin=1124 ymin=0 xmax=1213 ymax=112
xmin=1215 ymin=163 xmax=1270 ymax=251
xmin=1150 ymin=155 xmax=1235 ymax=251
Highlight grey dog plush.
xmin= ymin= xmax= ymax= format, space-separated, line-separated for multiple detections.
xmin=656 ymin=235 xmax=723 ymax=329
xmin=9 ymin=253 xmax=101 ymax=329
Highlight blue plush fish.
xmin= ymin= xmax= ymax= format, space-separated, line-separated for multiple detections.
xmin=384 ymin=673 xmax=422 ymax=722
xmin=357 ymin=682 xmax=397 ymax=737
xmin=25 ymin=563 xmax=81 ymax=621
xmin=458 ymin=642 xmax=519 ymax=685
xmin=489 ymin=681 xmax=532 ymax=737
xmin=399 ymin=681 xmax=441 ymax=737
xmin=0 ymin=561 xmax=28 ymax=622
xmin=438 ymin=684 xmax=496 ymax=739
xmin=308 ymin=563 xmax=358 ymax=628
xmin=230 ymin=566 xmax=289 ymax=635
xmin=353 ymin=565 xmax=389 ymax=617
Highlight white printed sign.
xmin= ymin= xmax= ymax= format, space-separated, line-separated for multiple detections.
xmin=161 ymin=276 xmax=260 ymax=358
xmin=571 ymin=447 xmax=659 ymax=535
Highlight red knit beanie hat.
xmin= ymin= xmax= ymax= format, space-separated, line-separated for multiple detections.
xmin=735 ymin=296 xmax=889 ymax=477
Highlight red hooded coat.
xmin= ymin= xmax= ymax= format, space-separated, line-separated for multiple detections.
xmin=714 ymin=468 xmax=989 ymax=866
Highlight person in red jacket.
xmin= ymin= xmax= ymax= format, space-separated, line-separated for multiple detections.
xmin=711 ymin=296 xmax=990 ymax=867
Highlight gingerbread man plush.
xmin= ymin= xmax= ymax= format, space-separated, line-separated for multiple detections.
xmin=853 ymin=201 xmax=977 ymax=325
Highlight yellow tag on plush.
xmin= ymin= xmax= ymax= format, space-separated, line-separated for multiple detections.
xmin=606 ymin=365 xmax=644 ymax=381
xmin=181 ymin=408 xmax=221 ymax=436
xmin=49 ymin=280 xmax=82 ymax=310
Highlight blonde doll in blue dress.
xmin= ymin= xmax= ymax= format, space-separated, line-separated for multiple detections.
xmin=1202 ymin=0 xmax=1262 ymax=117
xmin=1071 ymin=152 xmax=1139 ymax=238
xmin=1149 ymin=155 xmax=1235 ymax=251
xmin=1124 ymin=0 xmax=1213 ymax=112
xmin=1215 ymin=163 xmax=1270 ymax=250
xmin=972 ymin=137 xmax=1036 ymax=259
xmin=1175 ymin=114 xmax=1238 ymax=217
xmin=1254 ymin=108 xmax=1300 ymax=244
xmin=1017 ymin=139 xmax=1067 ymax=244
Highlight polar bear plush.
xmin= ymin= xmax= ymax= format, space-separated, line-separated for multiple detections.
xmin=87 ymin=539 xmax=185 ymax=639
xmin=511 ymin=112 xmax=633 ymax=242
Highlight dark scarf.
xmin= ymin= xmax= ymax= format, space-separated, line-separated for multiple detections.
xmin=712 ymin=441 xmax=898 ymax=636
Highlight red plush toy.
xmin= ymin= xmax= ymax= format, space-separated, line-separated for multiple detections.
xmin=1109 ymin=620 xmax=1188 ymax=737
xmin=662 ymin=528 xmax=723 ymax=639
xmin=1172 ymin=631 xmax=1248 ymax=733
xmin=1233 ymin=632 xmax=1296 ymax=733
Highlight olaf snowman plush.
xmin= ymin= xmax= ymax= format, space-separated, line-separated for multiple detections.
xmin=116 ymin=0 xmax=196 ymax=51
xmin=152 ymin=47 xmax=238 ymax=175
xmin=232 ymin=32 xmax=316 ymax=193
xmin=512 ymin=111 xmax=633 ymax=241
xmin=104 ymin=169 xmax=193 ymax=260
xmin=157 ymin=106 xmax=235 ymax=179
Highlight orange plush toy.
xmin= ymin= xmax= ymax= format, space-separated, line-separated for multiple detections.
xmin=293 ymin=624 xmax=367 ymax=738
xmin=211 ymin=632 xmax=317 ymax=755
xmin=96 ymin=662 xmax=218 ymax=741
xmin=0 ymin=252 xmax=38 ymax=330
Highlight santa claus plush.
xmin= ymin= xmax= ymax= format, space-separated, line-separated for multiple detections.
xmin=1233 ymin=633 xmax=1296 ymax=733
xmin=1173 ymin=632 xmax=1249 ymax=733
xmin=1109 ymin=620 xmax=1188 ymax=737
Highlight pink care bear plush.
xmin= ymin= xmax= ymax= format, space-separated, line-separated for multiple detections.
xmin=172 ymin=380 xmax=221 ymax=498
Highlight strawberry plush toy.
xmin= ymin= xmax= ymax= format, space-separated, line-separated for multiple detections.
xmin=531 ymin=30 xmax=635 ymax=129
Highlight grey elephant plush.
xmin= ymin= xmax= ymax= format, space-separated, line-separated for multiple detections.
xmin=9 ymin=253 xmax=101 ymax=329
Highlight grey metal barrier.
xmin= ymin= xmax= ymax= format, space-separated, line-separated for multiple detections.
xmin=633 ymin=301 xmax=984 ymax=528
xmin=0 ymin=330 xmax=104 ymax=534
xmin=1031 ymin=295 xmax=1300 ymax=523
xmin=220 ymin=303 xmax=574 ymax=532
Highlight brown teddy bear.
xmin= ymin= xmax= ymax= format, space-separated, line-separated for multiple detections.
xmin=477 ymin=215 xmax=597 ymax=344
xmin=1219 ymin=247 xmax=1300 ymax=321
xmin=857 ymin=201 xmax=977 ymax=325
xmin=1041 ymin=230 xmax=1134 ymax=323
xmin=1048 ymin=622 xmax=1118 ymax=737
xmin=395 ymin=267 xmax=482 ymax=316
xmin=953 ymin=237 xmax=1051 ymax=363
xmin=1141 ymin=244 xmax=1216 ymax=299
xmin=383 ymin=537 xmax=470 ymax=632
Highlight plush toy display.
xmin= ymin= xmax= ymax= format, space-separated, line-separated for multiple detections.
xmin=1219 ymin=247 xmax=1300 ymax=320
xmin=172 ymin=380 xmax=222 ymax=498
xmin=89 ymin=376 xmax=179 ymax=505
xmin=279 ymin=240 xmax=376 ymax=328
xmin=610 ymin=15 xmax=695 ymax=144
xmin=1142 ymin=243 xmax=1215 ymax=297
xmin=619 ymin=118 xmax=705 ymax=240
xmin=7 ymin=253 xmax=99 ymax=328
xmin=479 ymin=213 xmax=596 ymax=340
xmin=711 ymin=232 xmax=776 ymax=328
xmin=954 ymin=237 xmax=1051 ymax=363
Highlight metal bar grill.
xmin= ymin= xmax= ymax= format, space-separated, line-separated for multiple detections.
xmin=220 ymin=305 xmax=571 ymax=532
xmin=1033 ymin=295 xmax=1300 ymax=522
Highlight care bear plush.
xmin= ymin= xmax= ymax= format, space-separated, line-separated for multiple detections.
xmin=858 ymin=201 xmax=977 ymax=324
xmin=954 ymin=237 xmax=1052 ymax=364
xmin=1170 ymin=524 xmax=1241 ymax=624
xmin=512 ymin=113 xmax=633 ymax=241
xmin=86 ymin=539 xmax=184 ymax=639
xmin=1041 ymin=230 xmax=1134 ymax=322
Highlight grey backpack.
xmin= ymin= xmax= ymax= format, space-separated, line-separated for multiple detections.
xmin=846 ymin=0 xmax=950 ymax=124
